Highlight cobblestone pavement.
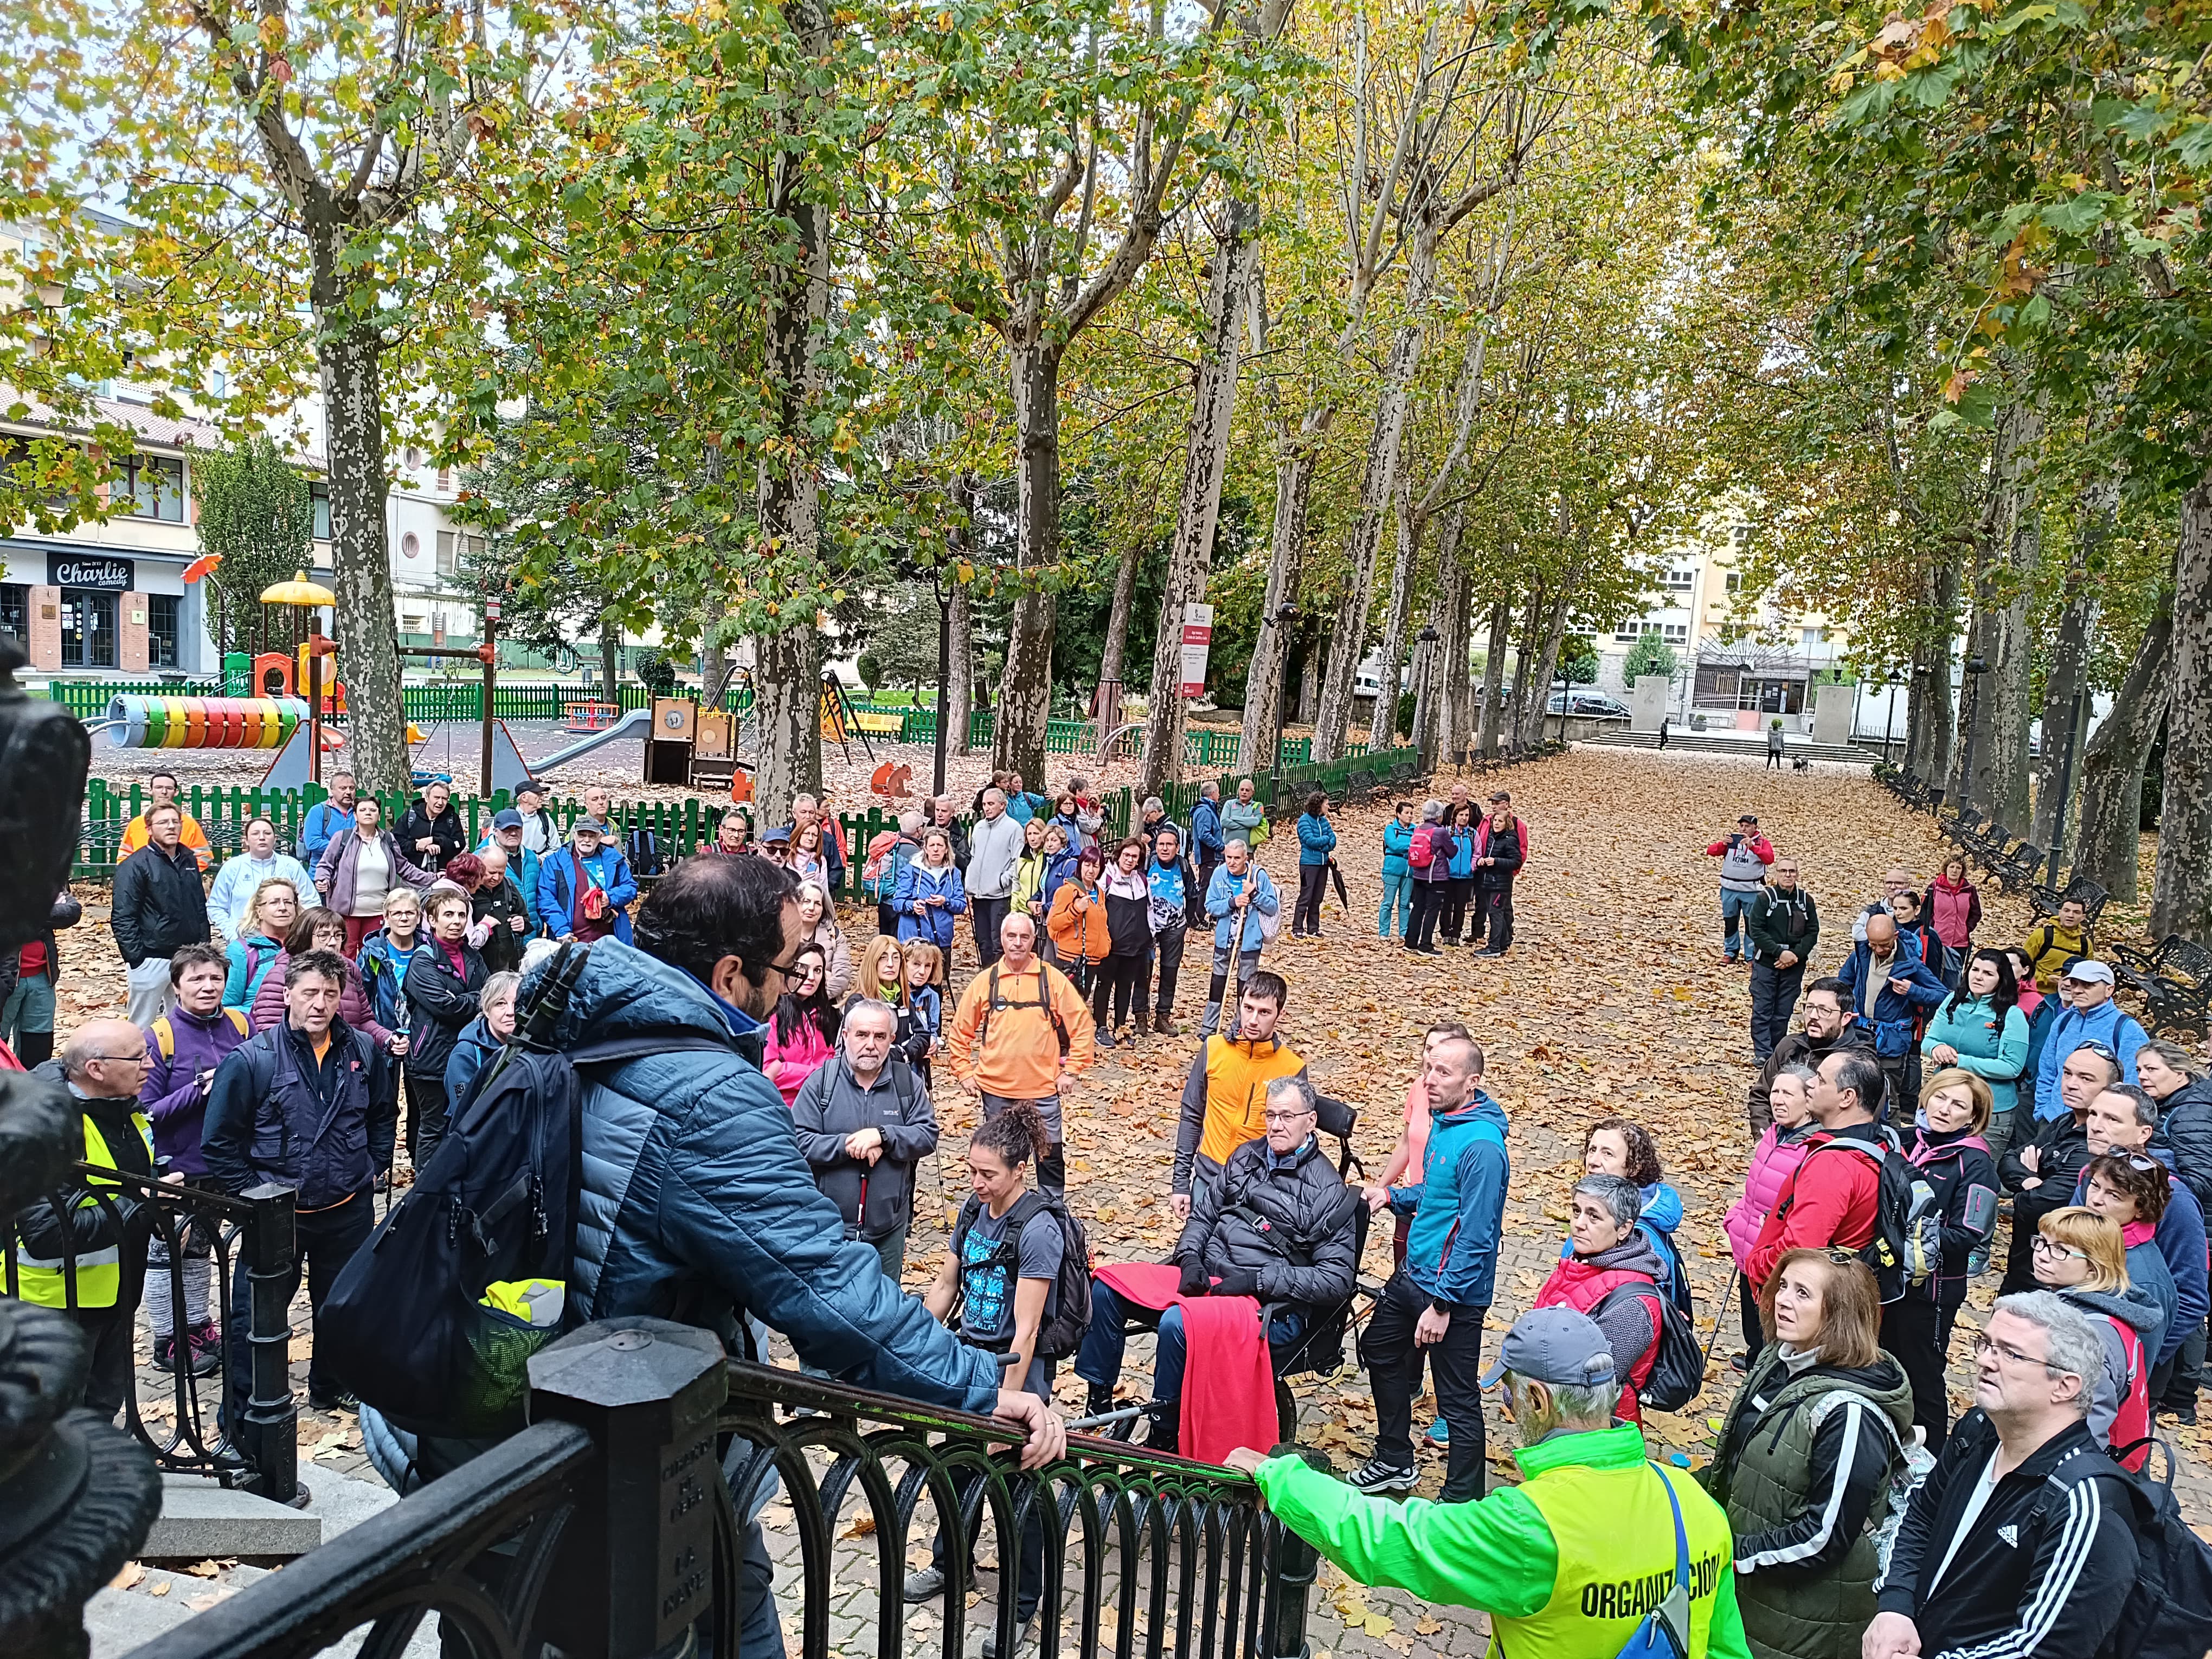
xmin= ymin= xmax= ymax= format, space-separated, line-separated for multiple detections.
xmin=85 ymin=747 xmax=2211 ymax=1656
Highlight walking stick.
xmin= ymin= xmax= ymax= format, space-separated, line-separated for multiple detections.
xmin=1703 ymin=1266 xmax=1742 ymax=1365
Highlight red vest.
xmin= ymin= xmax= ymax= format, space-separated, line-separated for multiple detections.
xmin=2106 ymin=1313 xmax=2150 ymax=1473
xmin=1534 ymin=1256 xmax=1661 ymax=1422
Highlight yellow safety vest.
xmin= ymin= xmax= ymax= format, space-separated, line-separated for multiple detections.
xmin=8 ymin=1108 xmax=153 ymax=1311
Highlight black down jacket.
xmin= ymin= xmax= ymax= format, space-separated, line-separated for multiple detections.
xmin=1173 ymin=1133 xmax=1359 ymax=1307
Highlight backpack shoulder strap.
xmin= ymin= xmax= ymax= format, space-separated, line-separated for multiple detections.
xmin=153 ymin=1018 xmax=175 ymax=1060
xmin=1649 ymin=1463 xmax=1692 ymax=1591
xmin=224 ymin=1008 xmax=250 ymax=1038
xmin=561 ymin=1033 xmax=742 ymax=1069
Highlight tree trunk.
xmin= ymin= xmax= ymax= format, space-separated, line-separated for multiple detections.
xmin=1434 ymin=508 xmax=1472 ymax=764
xmin=1504 ymin=581 xmax=1545 ymax=747
xmin=1237 ymin=440 xmax=1317 ymax=773
xmin=995 ymin=339 xmax=1064 ymax=783
xmin=1519 ymin=580 xmax=1573 ymax=748
xmin=316 ymin=315 xmax=408 ymax=795
xmin=1097 ymin=525 xmax=1142 ymax=692
xmin=598 ymin=611 xmax=622 ymax=707
xmin=1140 ymin=198 xmax=1262 ymax=791
xmin=1312 ymin=312 xmax=1424 ymax=760
xmin=2151 ymin=473 xmax=2212 ymax=938
xmin=2030 ymin=483 xmax=2108 ymax=848
xmin=1297 ymin=641 xmax=1320 ymax=723
xmin=1476 ymin=595 xmax=1508 ymax=758
xmin=2074 ymin=589 xmax=2171 ymax=903
xmin=1904 ymin=559 xmax=1958 ymax=785
xmin=947 ymin=582 xmax=974 ymax=756
xmin=749 ymin=0 xmax=833 ymax=818
xmin=1959 ymin=399 xmax=2042 ymax=821
xmin=1366 ymin=475 xmax=1422 ymax=750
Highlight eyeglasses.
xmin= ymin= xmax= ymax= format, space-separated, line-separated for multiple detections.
xmin=1972 ymin=1330 xmax=2061 ymax=1373
xmin=1262 ymin=1109 xmax=1315 ymax=1125
xmin=2029 ymin=1237 xmax=2086 ymax=1261
xmin=87 ymin=1051 xmax=149 ymax=1064
xmin=2076 ymin=1040 xmax=2119 ymax=1059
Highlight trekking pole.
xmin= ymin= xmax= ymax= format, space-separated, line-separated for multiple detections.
xmin=1703 ymin=1267 xmax=1741 ymax=1366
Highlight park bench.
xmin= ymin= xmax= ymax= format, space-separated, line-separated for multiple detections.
xmin=2138 ymin=938 xmax=2212 ymax=1038
xmin=1347 ymin=766 xmax=1381 ymax=801
xmin=2030 ymin=874 xmax=2109 ymax=928
xmin=1989 ymin=839 xmax=2046 ymax=895
xmin=2115 ymin=934 xmax=2189 ymax=1000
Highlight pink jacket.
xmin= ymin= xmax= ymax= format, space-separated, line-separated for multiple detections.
xmin=247 ymin=950 xmax=393 ymax=1050
xmin=762 ymin=1010 xmax=834 ymax=1108
xmin=1724 ymin=1123 xmax=1817 ymax=1270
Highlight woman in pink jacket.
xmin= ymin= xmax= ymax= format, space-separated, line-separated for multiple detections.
xmin=761 ymin=941 xmax=840 ymax=1107
xmin=248 ymin=905 xmax=395 ymax=1050
xmin=1723 ymin=1059 xmax=1820 ymax=1367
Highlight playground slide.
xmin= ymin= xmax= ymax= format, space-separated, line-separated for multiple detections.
xmin=528 ymin=706 xmax=656 ymax=774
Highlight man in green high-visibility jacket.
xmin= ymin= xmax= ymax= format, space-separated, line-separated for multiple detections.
xmin=1229 ymin=1307 xmax=1753 ymax=1659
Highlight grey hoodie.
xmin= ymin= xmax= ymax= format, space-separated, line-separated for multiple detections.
xmin=2057 ymin=1283 xmax=2164 ymax=1451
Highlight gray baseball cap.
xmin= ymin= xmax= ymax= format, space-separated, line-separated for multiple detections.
xmin=1480 ymin=1307 xmax=1616 ymax=1391
xmin=2062 ymin=959 xmax=2114 ymax=986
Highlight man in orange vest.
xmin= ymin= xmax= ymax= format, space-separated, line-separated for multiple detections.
xmin=117 ymin=770 xmax=213 ymax=869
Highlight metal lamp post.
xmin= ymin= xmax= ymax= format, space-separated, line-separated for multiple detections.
xmin=1410 ymin=621 xmax=1440 ymax=768
xmin=1879 ymin=667 xmax=1902 ymax=767
xmin=1269 ymin=602 xmax=1300 ymax=789
xmin=1956 ymin=653 xmax=1990 ymax=809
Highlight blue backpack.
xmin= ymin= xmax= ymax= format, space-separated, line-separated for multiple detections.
xmin=321 ymin=946 xmax=726 ymax=1434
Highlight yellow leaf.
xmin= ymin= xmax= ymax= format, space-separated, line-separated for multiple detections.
xmin=1362 ymin=1613 xmax=1394 ymax=1637
xmin=111 ymin=1561 xmax=146 ymax=1591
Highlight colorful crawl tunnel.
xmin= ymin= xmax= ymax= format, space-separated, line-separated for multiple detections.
xmin=104 ymin=695 xmax=307 ymax=751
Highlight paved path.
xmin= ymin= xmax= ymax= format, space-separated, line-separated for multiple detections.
xmin=83 ymin=745 xmax=2207 ymax=1657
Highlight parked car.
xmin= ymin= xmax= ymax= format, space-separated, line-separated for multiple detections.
xmin=1546 ymin=690 xmax=1632 ymax=719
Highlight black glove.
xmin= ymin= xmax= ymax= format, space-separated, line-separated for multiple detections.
xmin=1212 ymin=1266 xmax=1261 ymax=1298
xmin=1177 ymin=1258 xmax=1208 ymax=1297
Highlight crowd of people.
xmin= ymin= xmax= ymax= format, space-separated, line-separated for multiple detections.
xmin=7 ymin=761 xmax=2210 ymax=1659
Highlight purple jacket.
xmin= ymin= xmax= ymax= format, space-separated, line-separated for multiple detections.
xmin=139 ymin=1003 xmax=254 ymax=1177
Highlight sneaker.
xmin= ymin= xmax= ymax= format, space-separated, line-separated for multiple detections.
xmin=1348 ymin=1455 xmax=1418 ymax=1494
xmin=307 ymin=1390 xmax=359 ymax=1413
xmin=2163 ymin=1402 xmax=2199 ymax=1426
xmin=982 ymin=1615 xmax=1037 ymax=1659
xmin=1096 ymin=1029 xmax=1117 ymax=1050
xmin=903 ymin=1567 xmax=948 ymax=1603
xmin=153 ymin=1333 xmax=181 ymax=1372
xmin=185 ymin=1323 xmax=222 ymax=1377
xmin=1425 ymin=1417 xmax=1449 ymax=1448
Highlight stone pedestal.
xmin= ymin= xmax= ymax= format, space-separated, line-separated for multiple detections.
xmin=1812 ymin=683 xmax=1854 ymax=745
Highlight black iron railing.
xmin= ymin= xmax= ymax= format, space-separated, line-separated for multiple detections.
xmin=123 ymin=1317 xmax=1318 ymax=1659
xmin=2 ymin=1165 xmax=298 ymax=1502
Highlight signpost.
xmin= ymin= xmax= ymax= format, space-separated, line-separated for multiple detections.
xmin=1179 ymin=602 xmax=1214 ymax=697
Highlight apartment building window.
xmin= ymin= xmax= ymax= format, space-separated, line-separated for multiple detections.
xmin=60 ymin=590 xmax=118 ymax=667
xmin=0 ymin=584 xmax=24 ymax=643
xmin=1725 ymin=571 xmax=1742 ymax=594
xmin=1616 ymin=620 xmax=1691 ymax=645
xmin=1802 ymin=626 xmax=1825 ymax=649
xmin=1659 ymin=622 xmax=1688 ymax=644
xmin=147 ymin=593 xmax=180 ymax=667
xmin=435 ymin=529 xmax=484 ymax=577
xmin=118 ymin=454 xmax=185 ymax=522
xmin=311 ymin=484 xmax=331 ymax=540
xmin=1662 ymin=567 xmax=1695 ymax=590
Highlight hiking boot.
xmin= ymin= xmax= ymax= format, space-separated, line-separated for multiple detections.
xmin=1084 ymin=1384 xmax=1116 ymax=1420
xmin=1153 ymin=1011 xmax=1177 ymax=1037
xmin=153 ymin=1333 xmax=182 ymax=1373
xmin=1142 ymin=1411 xmax=1180 ymax=1456
xmin=1348 ymin=1456 xmax=1418 ymax=1495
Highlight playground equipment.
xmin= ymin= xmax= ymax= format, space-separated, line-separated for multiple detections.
xmin=103 ymin=694 xmax=307 ymax=751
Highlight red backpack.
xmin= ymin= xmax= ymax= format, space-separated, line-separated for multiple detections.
xmin=1407 ymin=825 xmax=1438 ymax=870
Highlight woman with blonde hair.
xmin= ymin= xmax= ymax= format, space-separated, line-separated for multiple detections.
xmin=1704 ymin=1248 xmax=1913 ymax=1659
xmin=2031 ymin=1205 xmax=2162 ymax=1468
xmin=222 ymin=878 xmax=301 ymax=1009
xmin=848 ymin=935 xmax=905 ymax=1009
xmin=1889 ymin=1065 xmax=2001 ymax=1451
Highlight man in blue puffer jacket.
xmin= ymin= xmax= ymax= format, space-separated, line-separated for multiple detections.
xmin=1355 ymin=1033 xmax=1510 ymax=1503
xmin=391 ymin=857 xmax=1064 ymax=1658
xmin=1835 ymin=911 xmax=1947 ymax=1109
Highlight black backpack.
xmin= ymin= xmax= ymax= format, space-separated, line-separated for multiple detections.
xmin=1592 ymin=1282 xmax=1707 ymax=1413
xmin=1778 ymin=1135 xmax=1941 ymax=1304
xmin=626 ymin=825 xmax=661 ymax=878
xmin=321 ymin=948 xmax=726 ymax=1435
xmin=973 ymin=963 xmax=1071 ymax=1059
xmin=2040 ymin=1442 xmax=2212 ymax=1659
xmin=950 ymin=1190 xmax=1092 ymax=1362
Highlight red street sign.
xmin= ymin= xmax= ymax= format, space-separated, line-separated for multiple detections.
xmin=484 ymin=599 xmax=503 ymax=621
